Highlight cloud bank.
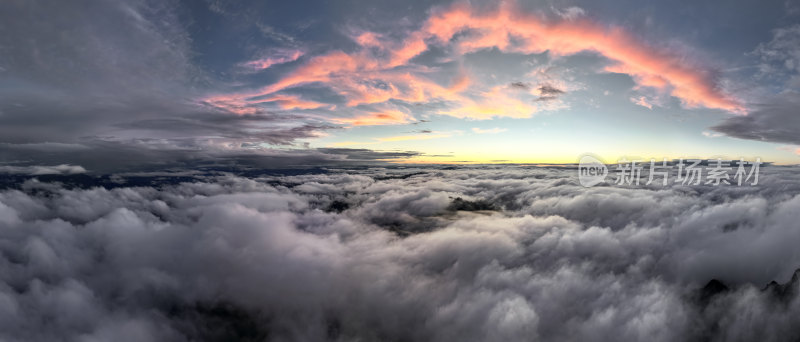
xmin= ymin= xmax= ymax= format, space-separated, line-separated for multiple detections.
xmin=1 ymin=165 xmax=800 ymax=341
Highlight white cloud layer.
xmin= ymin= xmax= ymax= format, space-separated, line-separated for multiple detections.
xmin=0 ymin=164 xmax=86 ymax=175
xmin=1 ymin=166 xmax=800 ymax=341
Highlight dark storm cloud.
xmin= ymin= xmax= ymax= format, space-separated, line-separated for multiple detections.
xmin=117 ymin=115 xmax=334 ymax=145
xmin=0 ymin=0 xmax=198 ymax=140
xmin=0 ymin=138 xmax=421 ymax=173
xmin=709 ymin=23 xmax=800 ymax=145
xmin=2 ymin=166 xmax=800 ymax=341
xmin=0 ymin=0 xmax=342 ymax=168
xmin=710 ymin=93 xmax=800 ymax=144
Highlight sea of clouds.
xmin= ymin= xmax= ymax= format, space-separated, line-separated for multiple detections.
xmin=1 ymin=165 xmax=800 ymax=341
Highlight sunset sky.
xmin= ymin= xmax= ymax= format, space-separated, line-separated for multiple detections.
xmin=5 ymin=2 xmax=800 ymax=340
xmin=2 ymin=0 xmax=800 ymax=168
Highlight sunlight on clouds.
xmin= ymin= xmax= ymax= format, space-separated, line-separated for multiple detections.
xmin=198 ymin=0 xmax=744 ymax=123
xmin=332 ymin=110 xmax=413 ymax=126
xmin=258 ymin=94 xmax=329 ymax=110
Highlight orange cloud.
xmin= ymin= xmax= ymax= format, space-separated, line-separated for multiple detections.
xmin=272 ymin=51 xmax=383 ymax=94
xmin=332 ymin=110 xmax=412 ymax=126
xmin=353 ymin=31 xmax=382 ymax=47
xmin=201 ymin=93 xmax=325 ymax=114
xmin=420 ymin=2 xmax=744 ymax=113
xmin=441 ymin=86 xmax=538 ymax=119
xmin=259 ymin=94 xmax=327 ymax=110
xmin=449 ymin=72 xmax=472 ymax=93
xmin=201 ymin=1 xmax=745 ymax=122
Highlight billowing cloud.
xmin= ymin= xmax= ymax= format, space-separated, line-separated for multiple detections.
xmin=1 ymin=165 xmax=799 ymax=340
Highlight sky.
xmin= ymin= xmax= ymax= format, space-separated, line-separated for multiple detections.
xmin=5 ymin=2 xmax=800 ymax=340
xmin=2 ymin=0 xmax=800 ymax=170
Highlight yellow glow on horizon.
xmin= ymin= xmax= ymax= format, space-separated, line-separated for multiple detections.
xmin=310 ymin=125 xmax=799 ymax=166
xmin=376 ymin=134 xmax=452 ymax=142
xmin=389 ymin=153 xmax=788 ymax=165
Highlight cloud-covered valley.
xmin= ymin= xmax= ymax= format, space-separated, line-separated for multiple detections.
xmin=2 ymin=165 xmax=800 ymax=341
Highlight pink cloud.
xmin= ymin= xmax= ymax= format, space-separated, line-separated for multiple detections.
xmin=259 ymin=94 xmax=327 ymax=110
xmin=631 ymin=96 xmax=654 ymax=109
xmin=332 ymin=110 xmax=412 ymax=126
xmin=241 ymin=49 xmax=304 ymax=71
xmin=201 ymin=93 xmax=325 ymax=114
xmin=441 ymin=86 xmax=538 ymax=119
xmin=421 ymin=2 xmax=744 ymax=113
xmin=201 ymin=1 xmax=745 ymax=123
xmin=353 ymin=31 xmax=382 ymax=47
